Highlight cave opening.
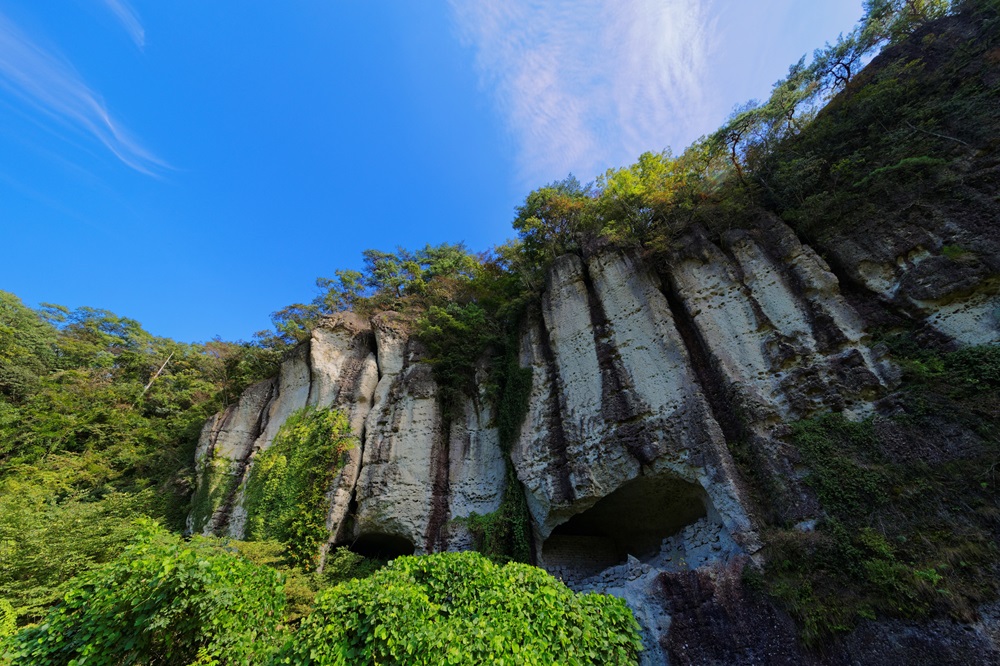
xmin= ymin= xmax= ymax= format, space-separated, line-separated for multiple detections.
xmin=542 ymin=473 xmax=708 ymax=584
xmin=348 ymin=533 xmax=415 ymax=559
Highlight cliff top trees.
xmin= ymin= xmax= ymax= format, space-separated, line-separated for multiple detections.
xmin=707 ymin=0 xmax=956 ymax=194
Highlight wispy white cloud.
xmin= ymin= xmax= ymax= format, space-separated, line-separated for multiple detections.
xmin=0 ymin=10 xmax=165 ymax=175
xmin=449 ymin=0 xmax=712 ymax=185
xmin=100 ymin=0 xmax=145 ymax=49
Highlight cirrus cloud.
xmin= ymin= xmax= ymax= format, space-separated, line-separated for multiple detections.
xmin=449 ymin=0 xmax=713 ymax=186
xmin=99 ymin=0 xmax=146 ymax=49
xmin=0 ymin=9 xmax=165 ymax=175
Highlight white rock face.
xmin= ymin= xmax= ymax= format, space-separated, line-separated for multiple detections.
xmin=186 ymin=222 xmax=994 ymax=664
xmin=354 ymin=344 xmax=443 ymax=553
xmin=311 ymin=319 xmax=381 ymax=557
xmin=186 ymin=377 xmax=276 ymax=535
xmin=916 ymin=290 xmax=1000 ymax=345
xmin=445 ymin=394 xmax=507 ymax=551
xmin=191 ymin=308 xmax=509 ymax=556
xmin=668 ymin=222 xmax=890 ymax=422
xmin=354 ymin=316 xmax=507 ymax=553
xmin=826 ymin=226 xmax=1000 ymax=346
xmin=190 ymin=226 xmax=921 ymax=573
xmin=512 ymin=251 xmax=754 ymax=551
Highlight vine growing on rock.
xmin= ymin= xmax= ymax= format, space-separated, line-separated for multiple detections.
xmin=243 ymin=406 xmax=355 ymax=570
xmin=762 ymin=343 xmax=1000 ymax=644
xmin=464 ymin=336 xmax=535 ymax=564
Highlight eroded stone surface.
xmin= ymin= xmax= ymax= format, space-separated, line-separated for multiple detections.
xmin=353 ymin=319 xmax=507 ymax=554
xmin=513 ymin=251 xmax=754 ymax=548
xmin=186 ymin=377 xmax=276 ymax=535
xmin=354 ymin=339 xmax=443 ymax=553
xmin=818 ymin=211 xmax=1000 ymax=346
xmin=187 ymin=219 xmax=995 ymax=663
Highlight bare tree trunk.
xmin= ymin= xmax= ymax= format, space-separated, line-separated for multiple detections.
xmin=142 ymin=352 xmax=174 ymax=396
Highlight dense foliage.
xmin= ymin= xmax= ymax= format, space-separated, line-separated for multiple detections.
xmin=0 ymin=292 xmax=278 ymax=627
xmin=761 ymin=0 xmax=1000 ymax=242
xmin=2 ymin=545 xmax=640 ymax=665
xmin=220 ymin=539 xmax=387 ymax=626
xmin=2 ymin=523 xmax=286 ymax=665
xmin=271 ymin=551 xmax=642 ymax=665
xmin=242 ymin=406 xmax=356 ymax=570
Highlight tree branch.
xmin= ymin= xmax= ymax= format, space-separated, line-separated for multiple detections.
xmin=904 ymin=120 xmax=969 ymax=146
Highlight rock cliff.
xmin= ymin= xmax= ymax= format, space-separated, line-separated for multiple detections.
xmin=188 ymin=207 xmax=999 ymax=662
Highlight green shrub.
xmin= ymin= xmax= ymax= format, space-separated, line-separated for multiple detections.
xmin=417 ymin=302 xmax=499 ymax=418
xmin=243 ymin=407 xmax=355 ymax=570
xmin=465 ymin=465 xmax=533 ymax=564
xmin=224 ymin=540 xmax=386 ymax=625
xmin=0 ymin=476 xmax=158 ymax=625
xmin=0 ymin=599 xmax=14 ymax=639
xmin=2 ymin=522 xmax=285 ymax=665
xmin=789 ymin=415 xmax=886 ymax=517
xmin=271 ymin=551 xmax=642 ymax=665
xmin=853 ymin=155 xmax=948 ymax=188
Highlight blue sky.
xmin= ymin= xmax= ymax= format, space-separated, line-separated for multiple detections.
xmin=0 ymin=0 xmax=862 ymax=343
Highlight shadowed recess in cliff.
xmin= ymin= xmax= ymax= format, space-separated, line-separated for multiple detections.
xmin=542 ymin=473 xmax=708 ymax=584
xmin=348 ymin=533 xmax=415 ymax=559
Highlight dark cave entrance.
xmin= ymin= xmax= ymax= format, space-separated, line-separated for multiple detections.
xmin=348 ymin=533 xmax=416 ymax=560
xmin=542 ymin=473 xmax=708 ymax=583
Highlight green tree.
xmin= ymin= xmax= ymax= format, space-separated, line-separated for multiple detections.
xmin=510 ymin=175 xmax=592 ymax=285
xmin=0 ymin=292 xmax=58 ymax=402
xmin=594 ymin=150 xmax=693 ymax=244
xmin=315 ymin=269 xmax=366 ymax=313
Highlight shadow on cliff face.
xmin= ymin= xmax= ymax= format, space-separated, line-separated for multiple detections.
xmin=348 ymin=533 xmax=415 ymax=559
xmin=542 ymin=473 xmax=708 ymax=584
xmin=657 ymin=560 xmax=1000 ymax=666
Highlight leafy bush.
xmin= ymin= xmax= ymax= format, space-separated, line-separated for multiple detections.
xmin=0 ymin=599 xmax=14 ymax=639
xmin=271 ymin=551 xmax=642 ymax=665
xmin=223 ymin=539 xmax=386 ymax=625
xmin=0 ymin=478 xmax=154 ymax=625
xmin=790 ymin=414 xmax=887 ymax=517
xmin=243 ymin=406 xmax=355 ymax=569
xmin=2 ymin=523 xmax=285 ymax=665
xmin=464 ymin=467 xmax=533 ymax=565
xmin=417 ymin=303 xmax=498 ymax=416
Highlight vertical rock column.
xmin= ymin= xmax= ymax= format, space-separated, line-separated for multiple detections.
xmin=187 ymin=313 xmax=379 ymax=541
xmin=187 ymin=377 xmax=276 ymax=536
xmin=511 ymin=252 xmax=756 ymax=551
xmin=352 ymin=312 xmax=507 ymax=554
xmin=353 ymin=313 xmax=448 ymax=553
xmin=310 ymin=317 xmax=380 ymax=559
xmin=661 ymin=217 xmax=893 ymax=523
